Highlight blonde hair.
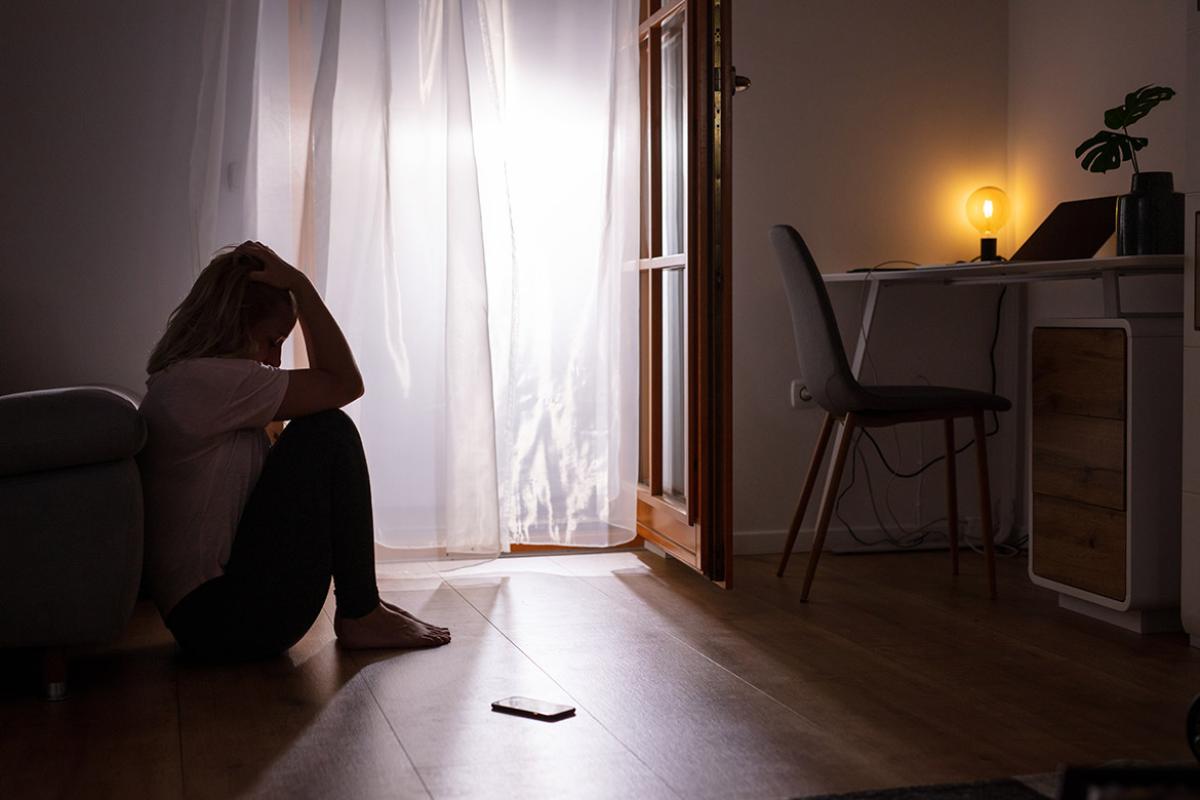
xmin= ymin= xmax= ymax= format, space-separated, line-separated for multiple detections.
xmin=147 ymin=247 xmax=294 ymax=374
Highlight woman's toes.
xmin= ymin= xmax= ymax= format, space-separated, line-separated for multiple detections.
xmin=381 ymin=599 xmax=449 ymax=631
xmin=334 ymin=604 xmax=453 ymax=650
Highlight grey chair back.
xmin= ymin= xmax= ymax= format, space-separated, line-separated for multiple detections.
xmin=770 ymin=224 xmax=867 ymax=414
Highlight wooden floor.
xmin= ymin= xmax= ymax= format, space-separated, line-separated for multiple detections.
xmin=3 ymin=549 xmax=1198 ymax=799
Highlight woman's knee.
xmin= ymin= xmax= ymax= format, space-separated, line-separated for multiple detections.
xmin=278 ymin=409 xmax=362 ymax=449
xmin=168 ymin=577 xmax=327 ymax=663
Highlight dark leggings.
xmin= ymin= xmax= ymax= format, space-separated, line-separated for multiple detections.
xmin=166 ymin=410 xmax=380 ymax=661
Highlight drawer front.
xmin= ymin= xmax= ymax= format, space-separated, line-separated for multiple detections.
xmin=1031 ymin=493 xmax=1127 ymax=601
xmin=1031 ymin=413 xmax=1125 ymax=510
xmin=1031 ymin=327 xmax=1126 ymax=419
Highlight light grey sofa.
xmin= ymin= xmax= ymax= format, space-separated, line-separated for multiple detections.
xmin=0 ymin=386 xmax=146 ymax=699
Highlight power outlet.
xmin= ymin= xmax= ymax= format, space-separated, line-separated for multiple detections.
xmin=790 ymin=379 xmax=815 ymax=409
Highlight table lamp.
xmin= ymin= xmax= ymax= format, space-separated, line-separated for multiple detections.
xmin=966 ymin=186 xmax=1010 ymax=261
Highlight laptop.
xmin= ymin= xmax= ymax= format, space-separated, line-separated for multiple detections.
xmin=1009 ymin=196 xmax=1116 ymax=262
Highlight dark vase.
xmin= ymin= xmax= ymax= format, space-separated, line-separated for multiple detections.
xmin=1116 ymin=171 xmax=1184 ymax=255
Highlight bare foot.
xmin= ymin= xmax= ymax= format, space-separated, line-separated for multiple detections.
xmin=335 ymin=604 xmax=451 ymax=649
xmin=380 ymin=599 xmax=449 ymax=633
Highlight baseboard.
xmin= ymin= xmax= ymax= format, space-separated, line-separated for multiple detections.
xmin=370 ymin=524 xmax=994 ymax=559
xmin=733 ymin=521 xmax=975 ymax=556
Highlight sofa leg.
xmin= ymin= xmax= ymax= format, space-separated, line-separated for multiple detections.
xmin=42 ymin=648 xmax=67 ymax=701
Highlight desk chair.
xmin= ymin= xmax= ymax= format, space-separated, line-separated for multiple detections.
xmin=770 ymin=225 xmax=1010 ymax=600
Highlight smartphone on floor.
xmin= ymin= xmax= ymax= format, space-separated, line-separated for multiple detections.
xmin=491 ymin=696 xmax=576 ymax=722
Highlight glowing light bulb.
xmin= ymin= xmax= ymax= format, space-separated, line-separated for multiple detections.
xmin=965 ymin=186 xmax=1010 ymax=260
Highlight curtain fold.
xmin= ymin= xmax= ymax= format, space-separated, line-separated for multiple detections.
xmin=192 ymin=0 xmax=639 ymax=556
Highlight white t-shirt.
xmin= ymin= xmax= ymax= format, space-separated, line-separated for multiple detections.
xmin=138 ymin=358 xmax=289 ymax=615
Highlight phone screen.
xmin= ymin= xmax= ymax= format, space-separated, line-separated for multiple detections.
xmin=492 ymin=696 xmax=575 ymax=719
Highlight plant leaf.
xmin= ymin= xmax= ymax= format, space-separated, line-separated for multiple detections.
xmin=1103 ymin=102 xmax=1130 ymax=130
xmin=1075 ymin=130 xmax=1148 ymax=173
xmin=1105 ymin=84 xmax=1176 ymax=129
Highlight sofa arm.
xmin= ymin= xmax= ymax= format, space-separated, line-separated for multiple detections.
xmin=0 ymin=460 xmax=144 ymax=647
xmin=0 ymin=387 xmax=147 ymax=478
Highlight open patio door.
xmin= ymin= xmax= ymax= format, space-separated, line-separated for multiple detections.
xmin=637 ymin=0 xmax=737 ymax=586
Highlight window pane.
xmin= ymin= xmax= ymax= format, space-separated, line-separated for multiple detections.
xmin=661 ymin=266 xmax=687 ymax=502
xmin=639 ymin=36 xmax=651 ymax=259
xmin=660 ymin=13 xmax=685 ymax=256
xmin=638 ymin=271 xmax=650 ymax=485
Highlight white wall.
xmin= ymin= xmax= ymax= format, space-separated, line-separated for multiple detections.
xmin=731 ymin=0 xmax=1013 ymax=551
xmin=1008 ymin=0 xmax=1188 ymax=251
xmin=731 ymin=0 xmax=1191 ymax=555
xmin=0 ymin=1 xmax=207 ymax=396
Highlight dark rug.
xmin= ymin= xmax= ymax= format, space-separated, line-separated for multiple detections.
xmin=797 ymin=778 xmax=1051 ymax=800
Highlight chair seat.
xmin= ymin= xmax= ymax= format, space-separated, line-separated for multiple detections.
xmin=855 ymin=384 xmax=1012 ymax=416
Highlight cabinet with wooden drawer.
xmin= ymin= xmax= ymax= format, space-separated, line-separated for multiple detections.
xmin=1028 ymin=319 xmax=1182 ymax=632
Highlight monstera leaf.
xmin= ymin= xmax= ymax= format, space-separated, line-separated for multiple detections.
xmin=1077 ymin=84 xmax=1174 ymax=175
xmin=1104 ymin=85 xmax=1176 ymax=130
xmin=1075 ymin=130 xmax=1148 ymax=173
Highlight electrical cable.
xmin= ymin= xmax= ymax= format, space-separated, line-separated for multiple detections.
xmin=829 ymin=257 xmax=927 ymax=547
xmin=858 ymin=430 xmax=939 ymax=547
xmin=865 ymin=260 xmax=921 ymax=269
xmin=833 ymin=277 xmax=1015 ymax=551
xmin=833 ymin=431 xmax=948 ymax=547
xmin=859 ymin=284 xmax=1007 ymax=480
xmin=852 ymin=261 xmax=917 ymax=386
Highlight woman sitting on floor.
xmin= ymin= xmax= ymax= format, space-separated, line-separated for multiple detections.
xmin=139 ymin=241 xmax=450 ymax=660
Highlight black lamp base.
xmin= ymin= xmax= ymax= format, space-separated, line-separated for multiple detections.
xmin=979 ymin=237 xmax=998 ymax=261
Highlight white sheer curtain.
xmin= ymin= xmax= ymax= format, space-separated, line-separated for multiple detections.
xmin=190 ymin=0 xmax=640 ymax=556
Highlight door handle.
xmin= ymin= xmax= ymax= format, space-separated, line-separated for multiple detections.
xmin=733 ymin=71 xmax=751 ymax=94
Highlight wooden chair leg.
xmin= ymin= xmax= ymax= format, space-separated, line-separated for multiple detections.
xmin=801 ymin=414 xmax=857 ymax=602
xmin=943 ymin=417 xmax=959 ymax=576
xmin=972 ymin=411 xmax=997 ymax=599
xmin=778 ymin=412 xmax=835 ymax=577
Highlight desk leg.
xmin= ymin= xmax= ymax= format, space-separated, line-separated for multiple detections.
xmin=849 ymin=279 xmax=881 ymax=379
xmin=1102 ymin=270 xmax=1122 ymax=317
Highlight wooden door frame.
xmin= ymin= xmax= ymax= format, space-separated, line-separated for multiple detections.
xmin=695 ymin=0 xmax=732 ymax=586
xmin=636 ymin=0 xmax=732 ymax=586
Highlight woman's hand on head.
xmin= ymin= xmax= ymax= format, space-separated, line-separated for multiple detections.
xmin=239 ymin=241 xmax=304 ymax=291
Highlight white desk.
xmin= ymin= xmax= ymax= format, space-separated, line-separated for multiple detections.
xmin=824 ymin=255 xmax=1184 ymax=631
xmin=824 ymin=255 xmax=1183 ymax=378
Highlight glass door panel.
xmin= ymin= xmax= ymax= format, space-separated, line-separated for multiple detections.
xmin=637 ymin=0 xmax=697 ymax=565
xmin=661 ymin=13 xmax=686 ymax=256
xmin=661 ymin=266 xmax=687 ymax=503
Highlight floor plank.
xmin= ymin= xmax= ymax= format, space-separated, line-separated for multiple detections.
xmin=415 ymin=753 xmax=678 ymax=800
xmin=176 ymin=611 xmax=428 ymax=799
xmin=443 ymin=562 xmax=900 ymax=797
xmin=2 ymin=549 xmax=1196 ymax=799
xmin=0 ymin=603 xmax=183 ymax=799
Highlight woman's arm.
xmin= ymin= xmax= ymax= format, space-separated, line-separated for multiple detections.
xmin=244 ymin=242 xmax=364 ymax=419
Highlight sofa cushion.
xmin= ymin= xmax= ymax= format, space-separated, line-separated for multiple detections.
xmin=0 ymin=386 xmax=147 ymax=478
